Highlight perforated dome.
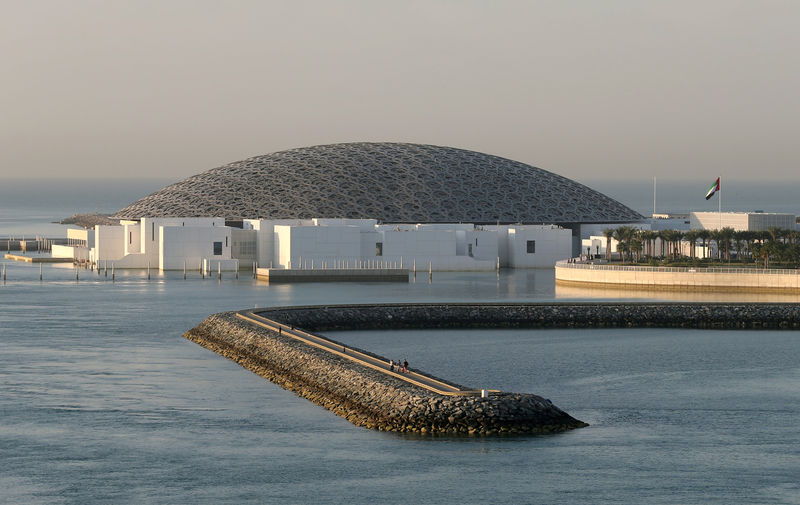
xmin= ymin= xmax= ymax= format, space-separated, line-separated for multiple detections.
xmin=115 ymin=142 xmax=642 ymax=224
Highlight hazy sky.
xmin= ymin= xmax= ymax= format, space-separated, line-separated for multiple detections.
xmin=2 ymin=0 xmax=798 ymax=182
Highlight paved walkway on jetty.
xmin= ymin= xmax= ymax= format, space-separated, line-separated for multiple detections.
xmin=236 ymin=311 xmax=490 ymax=396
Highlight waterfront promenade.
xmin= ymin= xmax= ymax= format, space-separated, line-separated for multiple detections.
xmin=556 ymin=259 xmax=800 ymax=292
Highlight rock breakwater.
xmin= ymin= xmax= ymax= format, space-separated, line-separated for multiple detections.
xmin=184 ymin=311 xmax=586 ymax=435
xmin=185 ymin=302 xmax=800 ymax=435
xmin=261 ymin=302 xmax=800 ymax=331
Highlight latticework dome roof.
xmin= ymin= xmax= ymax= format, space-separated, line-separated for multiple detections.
xmin=115 ymin=142 xmax=642 ymax=224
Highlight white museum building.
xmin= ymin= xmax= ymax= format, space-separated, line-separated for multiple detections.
xmin=54 ymin=217 xmax=574 ymax=272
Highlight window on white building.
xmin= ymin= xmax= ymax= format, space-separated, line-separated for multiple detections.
xmin=213 ymin=242 xmax=222 ymax=255
xmin=376 ymin=242 xmax=383 ymax=256
xmin=526 ymin=240 xmax=535 ymax=254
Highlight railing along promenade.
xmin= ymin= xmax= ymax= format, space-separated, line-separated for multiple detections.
xmin=556 ymin=260 xmax=800 ymax=275
xmin=555 ymin=259 xmax=800 ymax=292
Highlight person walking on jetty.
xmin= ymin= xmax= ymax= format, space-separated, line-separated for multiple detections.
xmin=403 ymin=359 xmax=409 ymax=372
xmin=389 ymin=360 xmax=394 ymax=372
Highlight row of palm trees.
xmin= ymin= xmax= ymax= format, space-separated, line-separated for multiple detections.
xmin=601 ymin=226 xmax=800 ymax=267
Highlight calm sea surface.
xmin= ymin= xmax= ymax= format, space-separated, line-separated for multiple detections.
xmin=1 ymin=179 xmax=799 ymax=504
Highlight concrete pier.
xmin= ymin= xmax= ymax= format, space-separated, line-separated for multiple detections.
xmin=256 ymin=267 xmax=409 ymax=283
xmin=4 ymin=254 xmax=73 ymax=263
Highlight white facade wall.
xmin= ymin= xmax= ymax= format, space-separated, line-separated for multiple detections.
xmin=483 ymin=225 xmax=510 ymax=266
xmin=274 ymin=225 xmax=292 ymax=267
xmin=381 ymin=229 xmax=455 ymax=257
xmin=649 ymin=217 xmax=691 ymax=231
xmin=123 ymin=222 xmax=141 ymax=255
xmin=244 ymin=219 xmax=311 ymax=268
xmin=140 ymin=217 xmax=224 ymax=264
xmin=93 ymin=225 xmax=126 ymax=261
xmin=67 ymin=228 xmax=94 ymax=248
xmin=52 ymin=244 xmax=88 ymax=261
xmin=376 ymin=224 xmax=417 ymax=232
xmin=690 ymin=212 xmax=748 ymax=231
xmin=360 ymin=230 xmax=380 ymax=258
xmin=688 ymin=212 xmax=794 ymax=231
xmin=507 ymin=225 xmax=572 ymax=268
xmin=313 ymin=218 xmax=376 ymax=232
xmin=464 ymin=230 xmax=498 ymax=261
xmin=377 ymin=229 xmax=495 ymax=271
xmin=75 ymin=216 xmax=589 ymax=273
xmin=159 ymin=225 xmax=232 ymax=270
xmin=231 ymin=229 xmax=257 ymax=266
xmin=274 ymin=225 xmax=362 ymax=268
xmin=266 ymin=223 xmax=498 ymax=271
xmin=416 ymin=223 xmax=475 ymax=232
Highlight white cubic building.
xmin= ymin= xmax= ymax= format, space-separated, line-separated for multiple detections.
xmin=689 ymin=212 xmax=796 ymax=231
xmin=88 ymin=217 xmax=238 ymax=271
xmin=64 ymin=217 xmax=574 ymax=272
xmin=52 ymin=228 xmax=94 ymax=262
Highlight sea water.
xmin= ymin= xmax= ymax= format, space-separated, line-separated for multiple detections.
xmin=1 ymin=179 xmax=799 ymax=504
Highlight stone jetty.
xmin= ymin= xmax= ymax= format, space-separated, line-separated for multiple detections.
xmin=261 ymin=302 xmax=800 ymax=331
xmin=184 ymin=309 xmax=588 ymax=435
xmin=184 ymin=302 xmax=800 ymax=435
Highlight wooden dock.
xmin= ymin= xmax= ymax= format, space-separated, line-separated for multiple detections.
xmin=4 ymin=254 xmax=73 ymax=263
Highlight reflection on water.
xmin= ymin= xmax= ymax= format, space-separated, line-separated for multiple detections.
xmin=2 ymin=258 xmax=800 ymax=504
xmin=555 ymin=282 xmax=800 ymax=303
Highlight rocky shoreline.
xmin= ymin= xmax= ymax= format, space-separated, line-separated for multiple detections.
xmin=184 ymin=302 xmax=800 ymax=435
xmin=259 ymin=302 xmax=800 ymax=331
xmin=184 ymin=311 xmax=587 ymax=435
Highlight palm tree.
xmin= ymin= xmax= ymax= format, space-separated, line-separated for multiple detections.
xmin=612 ymin=227 xmax=626 ymax=262
xmin=630 ymin=235 xmax=644 ymax=262
xmin=709 ymin=229 xmax=722 ymax=260
xmin=732 ymin=230 xmax=747 ymax=261
xmin=657 ymin=229 xmax=670 ymax=260
xmin=643 ymin=230 xmax=658 ymax=258
xmin=612 ymin=226 xmax=638 ymax=263
xmin=660 ymin=229 xmax=683 ymax=260
xmin=603 ymin=228 xmax=615 ymax=260
xmin=697 ymin=229 xmax=710 ymax=260
xmin=673 ymin=230 xmax=685 ymax=259
xmin=767 ymin=226 xmax=783 ymax=245
xmin=683 ymin=229 xmax=699 ymax=260
xmin=719 ymin=227 xmax=735 ymax=261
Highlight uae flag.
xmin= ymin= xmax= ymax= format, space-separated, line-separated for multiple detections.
xmin=705 ymin=177 xmax=720 ymax=200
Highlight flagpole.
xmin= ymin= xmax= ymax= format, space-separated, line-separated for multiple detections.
xmin=718 ymin=175 xmax=722 ymax=230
